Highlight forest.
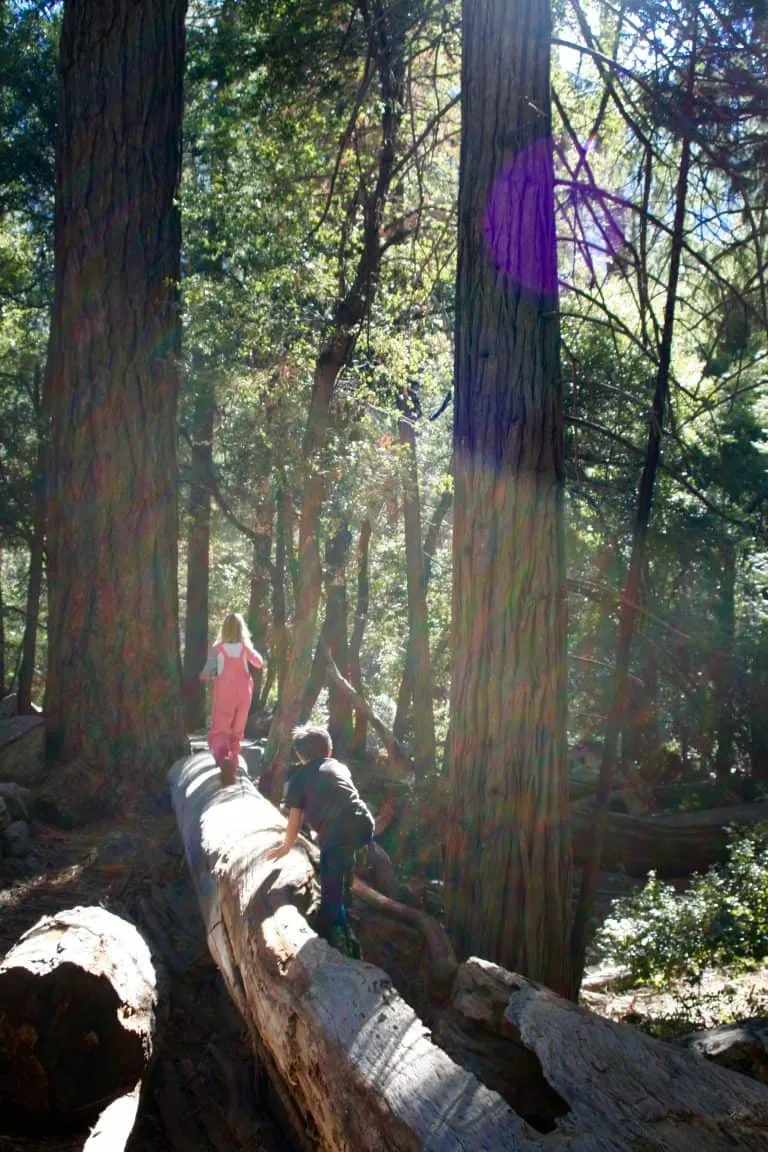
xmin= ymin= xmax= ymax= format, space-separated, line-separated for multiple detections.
xmin=2 ymin=0 xmax=768 ymax=1148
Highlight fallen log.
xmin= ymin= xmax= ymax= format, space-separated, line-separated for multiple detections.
xmin=434 ymin=958 xmax=768 ymax=1149
xmin=0 ymin=905 xmax=158 ymax=1137
xmin=571 ymin=800 xmax=768 ymax=877
xmin=170 ymin=750 xmax=768 ymax=1150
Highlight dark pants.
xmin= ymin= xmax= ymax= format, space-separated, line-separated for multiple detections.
xmin=318 ymin=830 xmax=372 ymax=936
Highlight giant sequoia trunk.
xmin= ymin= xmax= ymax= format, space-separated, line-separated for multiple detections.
xmin=444 ymin=0 xmax=571 ymax=995
xmin=45 ymin=0 xmax=187 ymax=783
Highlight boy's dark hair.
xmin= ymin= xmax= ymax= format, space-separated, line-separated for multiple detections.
xmin=292 ymin=724 xmax=333 ymax=762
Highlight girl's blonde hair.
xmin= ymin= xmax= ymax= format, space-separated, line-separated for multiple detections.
xmin=215 ymin=612 xmax=253 ymax=646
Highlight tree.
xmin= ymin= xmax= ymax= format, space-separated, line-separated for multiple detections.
xmin=45 ymin=0 xmax=187 ymax=785
xmin=444 ymin=0 xmax=572 ymax=996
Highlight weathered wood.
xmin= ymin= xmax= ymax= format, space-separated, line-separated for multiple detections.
xmin=679 ymin=1018 xmax=768 ymax=1083
xmin=82 ymin=1084 xmax=141 ymax=1152
xmin=170 ymin=750 xmax=768 ymax=1150
xmin=0 ymin=905 xmax=157 ymax=1136
xmin=435 ymin=959 xmax=768 ymax=1150
xmin=571 ymin=800 xmax=768 ymax=877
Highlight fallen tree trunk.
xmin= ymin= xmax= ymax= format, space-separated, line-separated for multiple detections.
xmin=170 ymin=750 xmax=768 ymax=1151
xmin=0 ymin=905 xmax=158 ymax=1137
xmin=571 ymin=800 xmax=768 ymax=877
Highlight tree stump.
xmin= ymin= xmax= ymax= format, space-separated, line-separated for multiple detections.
xmin=0 ymin=905 xmax=158 ymax=1137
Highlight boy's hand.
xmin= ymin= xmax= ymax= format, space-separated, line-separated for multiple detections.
xmin=267 ymin=842 xmax=291 ymax=861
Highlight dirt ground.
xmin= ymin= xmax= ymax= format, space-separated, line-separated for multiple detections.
xmin=0 ymin=806 xmax=289 ymax=1152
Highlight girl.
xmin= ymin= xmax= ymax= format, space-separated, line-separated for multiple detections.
xmin=200 ymin=612 xmax=264 ymax=786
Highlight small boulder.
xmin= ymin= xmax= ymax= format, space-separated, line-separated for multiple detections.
xmin=35 ymin=760 xmax=114 ymax=828
xmin=0 ymin=782 xmax=33 ymax=821
xmin=3 ymin=819 xmax=31 ymax=858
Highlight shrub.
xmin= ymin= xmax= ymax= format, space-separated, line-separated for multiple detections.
xmin=595 ymin=823 xmax=768 ymax=985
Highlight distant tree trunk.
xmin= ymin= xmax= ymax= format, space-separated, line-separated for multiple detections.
xmin=45 ymin=0 xmax=187 ymax=783
xmin=182 ymin=375 xmax=214 ymax=732
xmin=569 ymin=26 xmax=697 ymax=993
xmin=18 ymin=365 xmax=49 ymax=715
xmin=325 ymin=519 xmax=353 ymax=752
xmin=713 ymin=539 xmax=736 ymax=781
xmin=396 ymin=416 xmax=435 ymax=773
xmin=247 ymin=484 xmax=274 ymax=712
xmin=393 ymin=489 xmax=451 ymax=743
xmin=348 ymin=517 xmax=372 ymax=755
xmin=0 ymin=548 xmax=5 ymax=695
xmin=269 ymin=479 xmax=289 ymax=707
xmin=444 ymin=0 xmax=571 ymax=997
xmin=261 ymin=1 xmax=407 ymax=800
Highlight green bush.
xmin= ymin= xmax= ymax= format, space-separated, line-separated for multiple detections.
xmin=595 ymin=823 xmax=768 ymax=985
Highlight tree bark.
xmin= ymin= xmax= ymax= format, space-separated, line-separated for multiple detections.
xmin=393 ymin=488 xmax=451 ymax=742
xmin=395 ymin=415 xmax=435 ymax=773
xmin=348 ymin=516 xmax=372 ymax=755
xmin=45 ymin=0 xmax=188 ymax=784
xmin=444 ymin=0 xmax=571 ymax=995
xmin=181 ymin=370 xmax=214 ymax=732
xmin=570 ymin=27 xmax=697 ymax=992
xmin=247 ymin=486 xmax=274 ymax=712
xmin=324 ymin=519 xmax=353 ymax=751
xmin=0 ymin=905 xmax=158 ymax=1136
xmin=713 ymin=539 xmax=736 ymax=780
xmin=18 ymin=364 xmax=49 ymax=715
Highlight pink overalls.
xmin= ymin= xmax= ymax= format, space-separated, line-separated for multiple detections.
xmin=208 ymin=642 xmax=262 ymax=772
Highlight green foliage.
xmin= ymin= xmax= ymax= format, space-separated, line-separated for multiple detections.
xmin=596 ymin=824 xmax=768 ymax=985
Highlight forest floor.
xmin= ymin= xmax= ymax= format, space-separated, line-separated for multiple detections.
xmin=1 ymin=805 xmax=766 ymax=1150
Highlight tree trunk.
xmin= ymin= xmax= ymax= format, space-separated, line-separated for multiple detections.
xmin=45 ymin=0 xmax=187 ymax=784
xmin=395 ymin=416 xmax=435 ymax=773
xmin=325 ymin=519 xmax=353 ymax=751
xmin=348 ymin=517 xmax=372 ymax=755
xmin=182 ymin=372 xmax=214 ymax=733
xmin=261 ymin=2 xmax=407 ymax=800
xmin=169 ymin=752 xmax=768 ymax=1152
xmin=570 ymin=30 xmax=697 ymax=993
xmin=247 ymin=488 xmax=274 ymax=712
xmin=444 ymin=0 xmax=571 ymax=996
xmin=18 ymin=364 xmax=49 ymax=715
xmin=0 ymin=905 xmax=158 ymax=1136
xmin=393 ymin=489 xmax=451 ymax=742
xmin=713 ymin=539 xmax=736 ymax=780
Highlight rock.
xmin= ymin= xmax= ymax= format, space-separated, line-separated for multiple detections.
xmin=96 ymin=831 xmax=143 ymax=868
xmin=0 ymin=716 xmax=45 ymax=786
xmin=3 ymin=820 xmax=31 ymax=858
xmin=678 ymin=1018 xmax=768 ymax=1084
xmin=0 ymin=783 xmax=33 ymax=821
xmin=35 ymin=761 xmax=113 ymax=828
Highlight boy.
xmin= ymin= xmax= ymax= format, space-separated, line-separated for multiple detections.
xmin=267 ymin=725 xmax=374 ymax=955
